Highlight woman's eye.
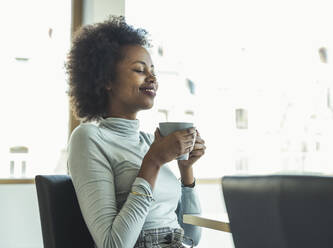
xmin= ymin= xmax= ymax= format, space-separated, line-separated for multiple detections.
xmin=133 ymin=69 xmax=156 ymax=77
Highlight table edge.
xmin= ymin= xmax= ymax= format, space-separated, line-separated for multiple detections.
xmin=0 ymin=178 xmax=35 ymax=184
xmin=183 ymin=214 xmax=231 ymax=233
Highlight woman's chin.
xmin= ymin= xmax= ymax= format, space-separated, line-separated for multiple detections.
xmin=141 ymin=102 xmax=154 ymax=110
xmin=141 ymin=99 xmax=154 ymax=109
xmin=144 ymin=104 xmax=154 ymax=110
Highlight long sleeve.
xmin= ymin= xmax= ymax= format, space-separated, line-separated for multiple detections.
xmin=176 ymin=186 xmax=202 ymax=246
xmin=68 ymin=126 xmax=153 ymax=248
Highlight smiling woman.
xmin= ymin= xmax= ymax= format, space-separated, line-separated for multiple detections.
xmin=105 ymin=45 xmax=158 ymax=119
xmin=66 ymin=17 xmax=151 ymax=122
xmin=66 ymin=16 xmax=205 ymax=248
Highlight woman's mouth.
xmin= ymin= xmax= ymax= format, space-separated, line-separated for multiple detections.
xmin=139 ymin=87 xmax=156 ymax=97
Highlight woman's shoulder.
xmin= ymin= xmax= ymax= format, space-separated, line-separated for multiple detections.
xmin=69 ymin=123 xmax=101 ymax=143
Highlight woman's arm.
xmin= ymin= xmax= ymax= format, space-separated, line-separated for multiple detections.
xmin=138 ymin=127 xmax=197 ymax=188
xmin=68 ymin=125 xmax=154 ymax=248
xmin=176 ymin=186 xmax=202 ymax=246
xmin=68 ymin=126 xmax=197 ymax=247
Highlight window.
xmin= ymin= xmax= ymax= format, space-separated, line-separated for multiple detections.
xmin=0 ymin=0 xmax=71 ymax=177
xmin=126 ymin=0 xmax=333 ymax=177
xmin=235 ymin=108 xmax=248 ymax=129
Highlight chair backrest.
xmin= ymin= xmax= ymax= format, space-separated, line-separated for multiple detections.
xmin=222 ymin=175 xmax=333 ymax=248
xmin=35 ymin=175 xmax=94 ymax=248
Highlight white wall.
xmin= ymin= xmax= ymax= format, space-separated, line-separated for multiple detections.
xmin=0 ymin=184 xmax=43 ymax=248
xmin=83 ymin=0 xmax=125 ymax=25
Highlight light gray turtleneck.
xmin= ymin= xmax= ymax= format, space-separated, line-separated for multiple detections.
xmin=67 ymin=117 xmax=202 ymax=248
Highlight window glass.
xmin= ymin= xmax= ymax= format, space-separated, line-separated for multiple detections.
xmin=0 ymin=0 xmax=71 ymax=177
xmin=126 ymin=0 xmax=333 ymax=177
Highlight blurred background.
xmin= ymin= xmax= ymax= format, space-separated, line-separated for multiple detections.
xmin=1 ymin=0 xmax=333 ymax=247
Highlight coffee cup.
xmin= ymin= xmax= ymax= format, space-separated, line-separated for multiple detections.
xmin=158 ymin=122 xmax=194 ymax=160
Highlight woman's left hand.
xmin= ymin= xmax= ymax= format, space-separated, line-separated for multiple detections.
xmin=177 ymin=130 xmax=206 ymax=169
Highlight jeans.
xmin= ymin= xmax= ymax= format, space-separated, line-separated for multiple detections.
xmin=134 ymin=227 xmax=194 ymax=248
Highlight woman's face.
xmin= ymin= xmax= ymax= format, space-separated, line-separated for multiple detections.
xmin=107 ymin=45 xmax=158 ymax=119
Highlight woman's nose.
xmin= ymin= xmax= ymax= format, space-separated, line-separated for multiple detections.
xmin=146 ymin=73 xmax=157 ymax=83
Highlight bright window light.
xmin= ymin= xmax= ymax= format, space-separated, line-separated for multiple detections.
xmin=126 ymin=0 xmax=333 ymax=177
xmin=0 ymin=0 xmax=71 ymax=177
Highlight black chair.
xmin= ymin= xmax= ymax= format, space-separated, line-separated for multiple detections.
xmin=222 ymin=175 xmax=333 ymax=248
xmin=35 ymin=175 xmax=94 ymax=248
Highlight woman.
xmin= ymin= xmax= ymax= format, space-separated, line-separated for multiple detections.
xmin=66 ymin=16 xmax=206 ymax=248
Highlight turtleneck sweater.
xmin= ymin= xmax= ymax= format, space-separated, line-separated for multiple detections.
xmin=67 ymin=117 xmax=202 ymax=248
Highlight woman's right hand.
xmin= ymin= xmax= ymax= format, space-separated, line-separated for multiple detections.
xmin=145 ymin=127 xmax=197 ymax=167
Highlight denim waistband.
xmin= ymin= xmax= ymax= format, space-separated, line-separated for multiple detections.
xmin=134 ymin=227 xmax=193 ymax=248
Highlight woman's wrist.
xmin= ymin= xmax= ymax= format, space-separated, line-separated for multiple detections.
xmin=143 ymin=152 xmax=163 ymax=168
xmin=181 ymin=178 xmax=196 ymax=188
xmin=178 ymin=166 xmax=195 ymax=186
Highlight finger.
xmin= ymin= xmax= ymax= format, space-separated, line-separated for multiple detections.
xmin=187 ymin=127 xmax=196 ymax=134
xmin=178 ymin=127 xmax=196 ymax=136
xmin=189 ymin=149 xmax=205 ymax=157
xmin=194 ymin=136 xmax=205 ymax=144
xmin=190 ymin=144 xmax=206 ymax=153
xmin=191 ymin=143 xmax=206 ymax=151
xmin=194 ymin=129 xmax=203 ymax=139
xmin=174 ymin=131 xmax=195 ymax=143
xmin=154 ymin=128 xmax=162 ymax=140
xmin=186 ymin=145 xmax=193 ymax=153
xmin=179 ymin=139 xmax=196 ymax=155
xmin=182 ymin=133 xmax=197 ymax=143
xmin=184 ymin=140 xmax=194 ymax=146
xmin=183 ymin=142 xmax=195 ymax=153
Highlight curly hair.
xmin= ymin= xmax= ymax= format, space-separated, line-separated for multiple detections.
xmin=66 ymin=16 xmax=151 ymax=122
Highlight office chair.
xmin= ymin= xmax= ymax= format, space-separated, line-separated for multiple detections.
xmin=35 ymin=175 xmax=94 ymax=248
xmin=222 ymin=175 xmax=333 ymax=248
